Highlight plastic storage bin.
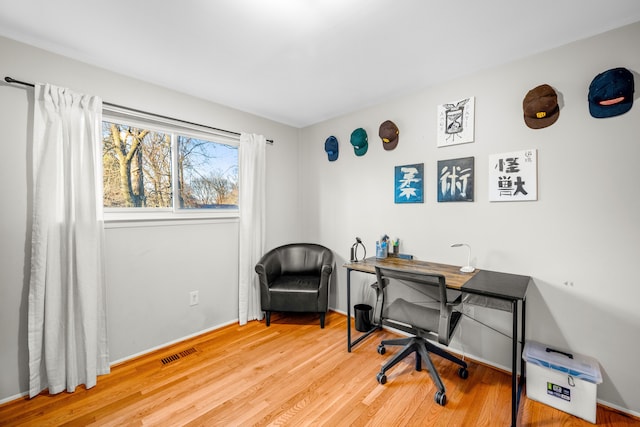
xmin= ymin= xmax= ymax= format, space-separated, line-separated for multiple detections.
xmin=523 ymin=341 xmax=602 ymax=424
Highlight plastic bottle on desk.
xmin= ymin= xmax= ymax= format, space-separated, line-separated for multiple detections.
xmin=376 ymin=241 xmax=388 ymax=259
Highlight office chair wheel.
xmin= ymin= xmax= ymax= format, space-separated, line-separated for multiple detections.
xmin=434 ymin=391 xmax=447 ymax=406
xmin=377 ymin=345 xmax=386 ymax=355
xmin=458 ymin=367 xmax=469 ymax=379
xmin=376 ymin=372 xmax=387 ymax=384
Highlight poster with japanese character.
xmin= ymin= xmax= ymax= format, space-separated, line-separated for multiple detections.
xmin=394 ymin=163 xmax=424 ymax=204
xmin=489 ymin=149 xmax=537 ymax=201
xmin=437 ymin=96 xmax=475 ymax=147
xmin=437 ymin=157 xmax=474 ymax=202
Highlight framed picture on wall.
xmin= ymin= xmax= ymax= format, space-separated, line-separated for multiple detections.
xmin=488 ymin=149 xmax=537 ymax=201
xmin=437 ymin=157 xmax=474 ymax=202
xmin=437 ymin=96 xmax=475 ymax=147
xmin=394 ymin=163 xmax=424 ymax=204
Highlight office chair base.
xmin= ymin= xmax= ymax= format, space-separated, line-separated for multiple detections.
xmin=458 ymin=367 xmax=469 ymax=379
xmin=435 ymin=391 xmax=447 ymax=406
xmin=376 ymin=337 xmax=468 ymax=406
xmin=377 ymin=370 xmax=450 ymax=406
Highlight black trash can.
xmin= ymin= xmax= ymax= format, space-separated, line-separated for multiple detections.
xmin=354 ymin=304 xmax=372 ymax=332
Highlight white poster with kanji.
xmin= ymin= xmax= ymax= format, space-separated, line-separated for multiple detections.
xmin=489 ymin=149 xmax=537 ymax=201
xmin=437 ymin=96 xmax=475 ymax=147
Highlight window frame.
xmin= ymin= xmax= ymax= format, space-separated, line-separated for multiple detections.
xmin=102 ymin=106 xmax=240 ymax=224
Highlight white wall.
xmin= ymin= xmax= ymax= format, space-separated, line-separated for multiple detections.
xmin=2 ymin=21 xmax=639 ymax=416
xmin=300 ymin=22 xmax=640 ymax=414
xmin=0 ymin=36 xmax=302 ymax=402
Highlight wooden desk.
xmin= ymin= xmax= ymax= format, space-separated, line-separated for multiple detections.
xmin=344 ymin=256 xmax=479 ymax=288
xmin=343 ymin=257 xmax=530 ymax=427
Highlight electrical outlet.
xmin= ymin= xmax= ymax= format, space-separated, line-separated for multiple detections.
xmin=462 ymin=304 xmax=474 ymax=318
xmin=189 ymin=290 xmax=199 ymax=306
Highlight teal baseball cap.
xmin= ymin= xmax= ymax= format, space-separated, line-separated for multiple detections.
xmin=350 ymin=128 xmax=368 ymax=156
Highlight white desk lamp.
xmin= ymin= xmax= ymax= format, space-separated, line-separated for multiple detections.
xmin=451 ymin=243 xmax=475 ymax=273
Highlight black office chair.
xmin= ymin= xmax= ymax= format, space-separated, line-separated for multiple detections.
xmin=374 ymin=266 xmax=468 ymax=406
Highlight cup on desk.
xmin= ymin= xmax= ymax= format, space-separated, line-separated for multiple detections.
xmin=376 ymin=241 xmax=388 ymax=259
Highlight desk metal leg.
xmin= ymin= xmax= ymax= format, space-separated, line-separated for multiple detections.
xmin=511 ymin=299 xmax=518 ymax=427
xmin=522 ymin=298 xmax=527 ymax=381
xmin=518 ymin=298 xmax=527 ymax=419
xmin=347 ymin=268 xmax=379 ymax=352
xmin=347 ymin=268 xmax=352 ymax=352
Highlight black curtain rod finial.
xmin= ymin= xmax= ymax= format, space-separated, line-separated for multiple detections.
xmin=5 ymin=76 xmax=34 ymax=87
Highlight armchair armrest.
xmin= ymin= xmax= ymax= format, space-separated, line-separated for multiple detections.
xmin=255 ymin=250 xmax=282 ymax=288
xmin=318 ymin=263 xmax=333 ymax=290
xmin=319 ymin=248 xmax=334 ymax=284
xmin=321 ymin=264 xmax=333 ymax=276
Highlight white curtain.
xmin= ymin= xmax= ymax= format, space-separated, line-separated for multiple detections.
xmin=238 ymin=133 xmax=267 ymax=325
xmin=28 ymin=83 xmax=109 ymax=398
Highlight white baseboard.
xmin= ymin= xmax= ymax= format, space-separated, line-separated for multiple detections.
xmin=595 ymin=399 xmax=640 ymax=419
xmin=109 ymin=318 xmax=239 ymax=366
xmin=0 ymin=319 xmax=241 ymax=406
xmin=0 ymin=391 xmax=28 ymax=405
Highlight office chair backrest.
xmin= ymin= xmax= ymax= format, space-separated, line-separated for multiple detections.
xmin=374 ymin=266 xmax=462 ymax=345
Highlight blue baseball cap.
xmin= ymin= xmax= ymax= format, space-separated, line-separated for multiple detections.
xmin=324 ymin=136 xmax=339 ymax=161
xmin=588 ymin=67 xmax=634 ymax=118
xmin=350 ymin=128 xmax=368 ymax=156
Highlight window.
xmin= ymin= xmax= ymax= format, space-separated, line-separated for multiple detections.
xmin=177 ymin=136 xmax=238 ymax=209
xmin=102 ymin=110 xmax=239 ymax=221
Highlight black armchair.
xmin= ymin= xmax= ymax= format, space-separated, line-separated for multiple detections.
xmin=255 ymin=243 xmax=334 ymax=328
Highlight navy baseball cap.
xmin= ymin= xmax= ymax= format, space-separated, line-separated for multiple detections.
xmin=324 ymin=136 xmax=339 ymax=161
xmin=350 ymin=128 xmax=368 ymax=156
xmin=588 ymin=67 xmax=634 ymax=118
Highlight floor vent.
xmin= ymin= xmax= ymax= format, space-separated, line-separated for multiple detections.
xmin=179 ymin=347 xmax=197 ymax=358
xmin=161 ymin=347 xmax=197 ymax=365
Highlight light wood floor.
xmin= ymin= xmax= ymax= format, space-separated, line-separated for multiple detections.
xmin=0 ymin=311 xmax=637 ymax=426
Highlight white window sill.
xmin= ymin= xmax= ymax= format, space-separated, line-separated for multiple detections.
xmin=104 ymin=211 xmax=239 ymax=228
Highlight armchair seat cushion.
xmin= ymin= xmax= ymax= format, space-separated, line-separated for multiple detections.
xmin=269 ymin=275 xmax=322 ymax=312
xmin=270 ymin=275 xmax=321 ymax=293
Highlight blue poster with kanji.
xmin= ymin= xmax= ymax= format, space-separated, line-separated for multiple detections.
xmin=437 ymin=157 xmax=474 ymax=202
xmin=394 ymin=163 xmax=424 ymax=204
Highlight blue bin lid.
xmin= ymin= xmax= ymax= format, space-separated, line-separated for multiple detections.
xmin=523 ymin=340 xmax=602 ymax=384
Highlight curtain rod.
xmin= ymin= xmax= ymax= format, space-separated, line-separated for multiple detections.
xmin=4 ymin=76 xmax=273 ymax=144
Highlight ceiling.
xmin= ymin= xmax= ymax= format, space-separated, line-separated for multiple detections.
xmin=2 ymin=1 xmax=640 ymax=128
